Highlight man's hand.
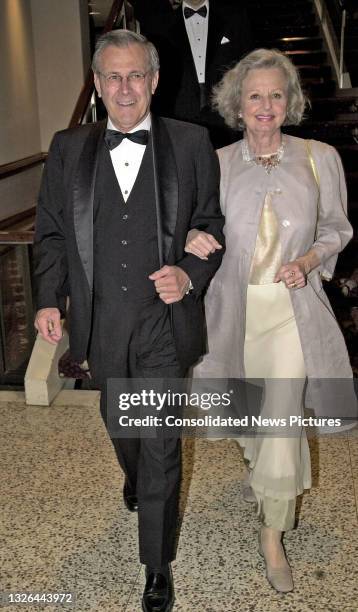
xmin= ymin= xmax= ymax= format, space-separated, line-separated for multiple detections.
xmin=149 ymin=265 xmax=191 ymax=304
xmin=34 ymin=307 xmax=62 ymax=344
xmin=185 ymin=229 xmax=223 ymax=260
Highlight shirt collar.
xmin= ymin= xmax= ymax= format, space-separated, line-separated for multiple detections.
xmin=182 ymin=0 xmax=209 ymax=15
xmin=107 ymin=113 xmax=152 ymax=133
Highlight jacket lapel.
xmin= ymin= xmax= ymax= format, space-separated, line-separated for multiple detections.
xmin=72 ymin=121 xmax=105 ymax=293
xmin=72 ymin=117 xmax=178 ymax=283
xmin=150 ymin=116 xmax=179 ymax=265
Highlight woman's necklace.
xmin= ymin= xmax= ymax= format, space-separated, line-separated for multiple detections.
xmin=242 ymin=138 xmax=285 ymax=174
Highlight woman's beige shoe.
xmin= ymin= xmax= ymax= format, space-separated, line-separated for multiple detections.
xmin=258 ymin=530 xmax=294 ymax=593
xmin=241 ymin=480 xmax=257 ymax=503
xmin=241 ymin=464 xmax=256 ymax=503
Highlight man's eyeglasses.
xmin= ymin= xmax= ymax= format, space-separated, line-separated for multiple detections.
xmin=98 ymin=71 xmax=150 ymax=86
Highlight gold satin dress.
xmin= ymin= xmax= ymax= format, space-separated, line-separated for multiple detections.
xmin=241 ymin=193 xmax=312 ymax=531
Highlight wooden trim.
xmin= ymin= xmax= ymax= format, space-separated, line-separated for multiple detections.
xmin=0 ymin=231 xmax=34 ymax=244
xmin=0 ymin=0 xmax=127 ymax=245
xmin=68 ymin=68 xmax=95 ymax=129
xmin=68 ymin=0 xmax=125 ymax=128
xmin=0 ymin=153 xmax=47 ymax=179
xmin=0 ymin=207 xmax=36 ymax=231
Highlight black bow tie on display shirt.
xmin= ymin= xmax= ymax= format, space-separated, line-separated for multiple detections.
xmin=104 ymin=129 xmax=149 ymax=150
xmin=184 ymin=5 xmax=208 ymax=19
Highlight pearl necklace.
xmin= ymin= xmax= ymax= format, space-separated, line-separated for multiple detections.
xmin=242 ymin=138 xmax=285 ymax=174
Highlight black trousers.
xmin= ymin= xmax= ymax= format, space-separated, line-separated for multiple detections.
xmin=89 ymin=296 xmax=184 ymax=566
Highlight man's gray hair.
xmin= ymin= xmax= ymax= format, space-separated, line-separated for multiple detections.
xmin=213 ymin=48 xmax=308 ymax=130
xmin=92 ymin=29 xmax=160 ymax=74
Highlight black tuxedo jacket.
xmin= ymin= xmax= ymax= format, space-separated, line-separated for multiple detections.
xmin=133 ymin=1 xmax=253 ymax=122
xmin=34 ymin=116 xmax=225 ymax=371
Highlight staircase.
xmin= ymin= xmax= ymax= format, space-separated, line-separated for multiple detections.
xmin=346 ymin=14 xmax=358 ymax=86
xmin=324 ymin=0 xmax=358 ymax=86
xmin=249 ymin=0 xmax=358 ymax=372
xmin=249 ymin=0 xmax=358 ymax=232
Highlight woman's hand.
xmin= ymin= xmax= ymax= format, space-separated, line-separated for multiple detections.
xmin=185 ymin=229 xmax=223 ymax=260
xmin=274 ymin=249 xmax=321 ymax=289
xmin=274 ymin=260 xmax=307 ymax=289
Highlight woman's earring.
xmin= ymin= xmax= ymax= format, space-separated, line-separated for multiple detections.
xmin=238 ymin=111 xmax=242 ymax=119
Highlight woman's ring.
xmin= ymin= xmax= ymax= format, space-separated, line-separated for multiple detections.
xmin=289 ymin=271 xmax=295 ymax=277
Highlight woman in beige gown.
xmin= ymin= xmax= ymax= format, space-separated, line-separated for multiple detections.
xmin=185 ymin=49 xmax=354 ymax=593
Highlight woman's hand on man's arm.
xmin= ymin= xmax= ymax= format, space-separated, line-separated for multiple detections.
xmin=185 ymin=229 xmax=223 ymax=260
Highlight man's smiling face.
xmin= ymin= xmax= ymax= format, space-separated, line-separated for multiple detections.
xmin=94 ymin=43 xmax=159 ymax=132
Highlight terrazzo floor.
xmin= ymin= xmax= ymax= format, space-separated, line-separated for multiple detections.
xmin=1 ymin=390 xmax=357 ymax=612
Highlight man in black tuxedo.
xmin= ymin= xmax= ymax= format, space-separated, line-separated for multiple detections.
xmin=132 ymin=0 xmax=253 ymax=147
xmin=34 ymin=29 xmax=224 ymax=612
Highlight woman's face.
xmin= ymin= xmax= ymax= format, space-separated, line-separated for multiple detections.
xmin=240 ymin=68 xmax=288 ymax=138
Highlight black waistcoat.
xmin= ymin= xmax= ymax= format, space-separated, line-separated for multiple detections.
xmin=93 ymin=141 xmax=160 ymax=305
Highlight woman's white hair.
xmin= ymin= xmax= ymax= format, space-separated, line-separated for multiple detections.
xmin=213 ymin=48 xmax=308 ymax=130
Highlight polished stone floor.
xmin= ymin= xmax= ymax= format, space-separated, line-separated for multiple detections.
xmin=1 ymin=390 xmax=357 ymax=612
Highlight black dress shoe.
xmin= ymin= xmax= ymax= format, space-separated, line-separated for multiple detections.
xmin=123 ymin=480 xmax=138 ymax=512
xmin=142 ymin=565 xmax=174 ymax=612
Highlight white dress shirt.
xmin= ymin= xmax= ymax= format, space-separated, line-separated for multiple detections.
xmin=183 ymin=0 xmax=209 ymax=84
xmin=107 ymin=114 xmax=151 ymax=202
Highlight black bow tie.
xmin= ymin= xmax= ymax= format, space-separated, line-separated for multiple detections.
xmin=184 ymin=5 xmax=207 ymax=19
xmin=104 ymin=129 xmax=149 ymax=150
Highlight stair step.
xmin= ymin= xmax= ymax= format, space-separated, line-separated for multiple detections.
xmin=248 ymin=0 xmax=358 ymax=192
xmin=346 ymin=35 xmax=358 ymax=46
xmin=258 ymin=36 xmax=324 ymax=52
xmin=346 ymin=23 xmax=358 ymax=34
xmin=347 ymin=172 xmax=358 ymax=186
xmin=249 ymin=4 xmax=314 ymax=18
xmin=335 ymin=87 xmax=358 ymax=97
xmin=347 ymin=198 xmax=358 ymax=215
xmin=250 ymin=0 xmax=312 ymax=7
xmin=302 ymin=117 xmax=358 ymax=128
xmin=305 ymin=81 xmax=337 ymax=96
xmin=346 ymin=50 xmax=358 ymax=63
xmin=349 ymin=70 xmax=358 ymax=87
xmin=252 ymin=11 xmax=315 ymax=26
xmin=311 ymin=95 xmax=358 ymax=109
xmin=336 ymin=112 xmax=358 ymax=122
xmin=298 ymin=64 xmax=332 ymax=78
xmin=255 ymin=24 xmax=319 ymax=39
xmin=286 ymin=122 xmax=358 ymax=144
xmin=335 ymin=144 xmax=358 ymax=171
xmin=338 ymin=144 xmax=358 ymax=152
xmin=307 ymin=98 xmax=358 ymax=121
xmin=284 ymin=49 xmax=327 ymax=63
xmin=348 ymin=173 xmax=358 ymax=189
xmin=290 ymin=134 xmax=356 ymax=146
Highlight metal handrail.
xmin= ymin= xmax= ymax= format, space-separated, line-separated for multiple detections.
xmin=338 ymin=1 xmax=347 ymax=88
xmin=0 ymin=0 xmax=130 ymax=244
xmin=68 ymin=0 xmax=126 ymax=128
xmin=313 ymin=0 xmax=351 ymax=88
xmin=0 ymin=153 xmax=47 ymax=180
xmin=0 ymin=0 xmax=139 ymax=385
